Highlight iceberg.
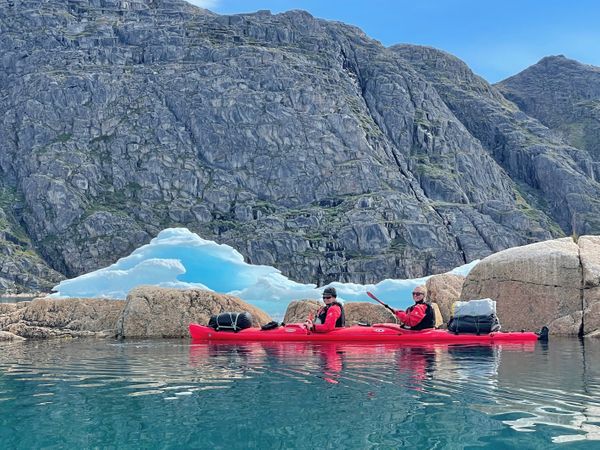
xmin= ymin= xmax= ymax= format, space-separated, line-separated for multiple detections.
xmin=51 ymin=228 xmax=478 ymax=318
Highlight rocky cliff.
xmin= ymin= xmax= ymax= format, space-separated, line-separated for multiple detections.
xmin=1 ymin=0 xmax=599 ymax=293
xmin=496 ymin=55 xmax=600 ymax=180
xmin=391 ymin=46 xmax=600 ymax=237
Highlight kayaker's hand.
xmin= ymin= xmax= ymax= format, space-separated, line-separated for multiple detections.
xmin=304 ymin=319 xmax=313 ymax=331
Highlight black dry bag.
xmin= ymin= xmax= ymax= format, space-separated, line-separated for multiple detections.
xmin=447 ymin=314 xmax=501 ymax=334
xmin=208 ymin=312 xmax=253 ymax=332
xmin=260 ymin=321 xmax=280 ymax=331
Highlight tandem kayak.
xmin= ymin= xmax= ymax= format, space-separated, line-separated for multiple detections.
xmin=189 ymin=323 xmax=548 ymax=344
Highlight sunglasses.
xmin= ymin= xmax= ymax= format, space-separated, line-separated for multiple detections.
xmin=412 ymin=292 xmax=424 ymax=296
xmin=322 ymin=296 xmax=333 ymax=299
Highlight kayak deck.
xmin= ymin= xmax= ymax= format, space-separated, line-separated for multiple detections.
xmin=189 ymin=323 xmax=543 ymax=343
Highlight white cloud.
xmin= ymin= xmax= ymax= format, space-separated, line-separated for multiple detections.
xmin=184 ymin=0 xmax=219 ymax=9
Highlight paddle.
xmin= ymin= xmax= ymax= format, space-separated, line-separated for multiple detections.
xmin=366 ymin=291 xmax=397 ymax=314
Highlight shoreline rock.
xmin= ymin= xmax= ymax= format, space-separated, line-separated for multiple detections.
xmin=426 ymin=273 xmax=465 ymax=325
xmin=0 ymin=330 xmax=26 ymax=341
xmin=2 ymin=235 xmax=599 ymax=340
xmin=0 ymin=292 xmax=47 ymax=298
xmin=116 ymin=286 xmax=272 ymax=338
xmin=0 ymin=297 xmax=125 ymax=340
xmin=461 ymin=235 xmax=600 ymax=337
xmin=0 ymin=287 xmax=273 ymax=340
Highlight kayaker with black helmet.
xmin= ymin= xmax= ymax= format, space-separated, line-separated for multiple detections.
xmin=305 ymin=287 xmax=346 ymax=332
xmin=394 ymin=285 xmax=435 ymax=330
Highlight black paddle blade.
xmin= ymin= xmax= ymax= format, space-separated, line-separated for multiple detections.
xmin=537 ymin=326 xmax=549 ymax=341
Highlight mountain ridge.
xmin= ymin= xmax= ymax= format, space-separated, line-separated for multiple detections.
xmin=1 ymin=0 xmax=598 ymax=293
xmin=496 ymin=54 xmax=600 ymax=180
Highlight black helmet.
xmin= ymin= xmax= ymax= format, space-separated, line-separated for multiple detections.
xmin=323 ymin=287 xmax=337 ymax=298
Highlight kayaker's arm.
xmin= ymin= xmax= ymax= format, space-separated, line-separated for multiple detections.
xmin=312 ymin=304 xmax=342 ymax=333
xmin=395 ymin=303 xmax=426 ymax=327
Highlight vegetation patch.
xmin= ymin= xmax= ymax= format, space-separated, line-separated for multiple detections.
xmin=0 ymin=187 xmax=32 ymax=244
xmin=53 ymin=133 xmax=72 ymax=143
xmin=89 ymin=134 xmax=114 ymax=144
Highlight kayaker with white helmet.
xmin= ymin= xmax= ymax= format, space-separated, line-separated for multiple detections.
xmin=394 ymin=285 xmax=435 ymax=330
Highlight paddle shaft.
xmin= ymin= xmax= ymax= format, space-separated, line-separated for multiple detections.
xmin=366 ymin=291 xmax=397 ymax=314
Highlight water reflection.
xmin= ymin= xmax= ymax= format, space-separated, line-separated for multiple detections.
xmin=1 ymin=338 xmax=599 ymax=447
xmin=188 ymin=339 xmax=600 ymax=444
xmin=489 ymin=339 xmax=600 ymax=444
xmin=189 ymin=341 xmax=532 ymax=390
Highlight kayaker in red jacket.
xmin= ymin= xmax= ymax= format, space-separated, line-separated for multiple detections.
xmin=305 ymin=287 xmax=346 ymax=332
xmin=395 ymin=285 xmax=435 ymax=330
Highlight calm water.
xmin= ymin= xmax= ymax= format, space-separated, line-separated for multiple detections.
xmin=1 ymin=338 xmax=599 ymax=449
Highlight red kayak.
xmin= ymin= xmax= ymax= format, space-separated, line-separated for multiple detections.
xmin=189 ymin=323 xmax=547 ymax=344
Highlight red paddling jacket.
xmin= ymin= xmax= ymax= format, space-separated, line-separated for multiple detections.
xmin=395 ymin=301 xmax=435 ymax=330
xmin=313 ymin=302 xmax=345 ymax=332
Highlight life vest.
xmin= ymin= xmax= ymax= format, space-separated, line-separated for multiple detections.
xmin=405 ymin=301 xmax=435 ymax=330
xmin=315 ymin=302 xmax=345 ymax=328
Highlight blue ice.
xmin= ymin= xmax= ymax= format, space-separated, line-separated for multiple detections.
xmin=50 ymin=228 xmax=478 ymax=318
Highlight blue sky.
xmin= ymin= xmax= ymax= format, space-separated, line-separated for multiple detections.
xmin=186 ymin=0 xmax=600 ymax=83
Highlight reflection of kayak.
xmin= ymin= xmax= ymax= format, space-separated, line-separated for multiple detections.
xmin=189 ymin=323 xmax=547 ymax=343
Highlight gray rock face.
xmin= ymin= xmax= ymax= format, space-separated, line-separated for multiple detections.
xmin=1 ymin=186 xmax=65 ymax=292
xmin=461 ymin=235 xmax=600 ymax=337
xmin=497 ymin=55 xmax=600 ymax=179
xmin=0 ymin=1 xmax=598 ymax=292
xmin=391 ymin=46 xmax=600 ymax=237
